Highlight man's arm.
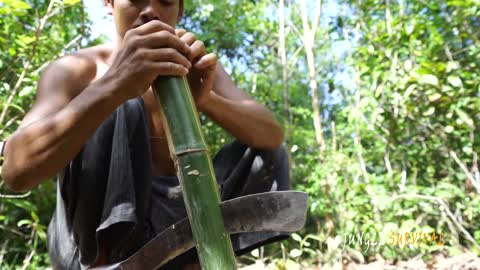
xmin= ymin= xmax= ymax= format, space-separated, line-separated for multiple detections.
xmin=175 ymin=30 xmax=284 ymax=149
xmin=199 ymin=64 xmax=284 ymax=149
xmin=2 ymin=20 xmax=193 ymax=191
xmin=1 ymin=54 xmax=124 ymax=192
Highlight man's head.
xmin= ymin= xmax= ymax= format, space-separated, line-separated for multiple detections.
xmin=103 ymin=0 xmax=184 ymax=41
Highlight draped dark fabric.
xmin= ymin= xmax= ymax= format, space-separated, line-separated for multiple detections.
xmin=47 ymin=97 xmax=290 ymax=270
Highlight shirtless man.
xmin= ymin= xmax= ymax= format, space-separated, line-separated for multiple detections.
xmin=2 ymin=0 xmax=286 ymax=269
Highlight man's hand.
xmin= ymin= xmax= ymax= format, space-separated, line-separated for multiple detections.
xmin=105 ymin=20 xmax=192 ymax=101
xmin=175 ymin=29 xmax=217 ymax=112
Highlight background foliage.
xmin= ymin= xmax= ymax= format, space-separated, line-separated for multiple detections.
xmin=0 ymin=0 xmax=479 ymax=268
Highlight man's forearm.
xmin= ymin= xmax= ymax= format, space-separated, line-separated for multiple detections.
xmin=2 ymin=76 xmax=123 ymax=191
xmin=200 ymin=91 xmax=284 ymax=149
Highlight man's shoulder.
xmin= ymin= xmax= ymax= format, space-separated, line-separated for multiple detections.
xmin=37 ymin=44 xmax=114 ymax=99
xmin=44 ymin=44 xmax=113 ymax=84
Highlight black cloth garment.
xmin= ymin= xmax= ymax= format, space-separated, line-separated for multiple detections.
xmin=47 ymin=97 xmax=290 ymax=270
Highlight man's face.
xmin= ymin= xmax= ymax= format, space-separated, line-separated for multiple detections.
xmin=104 ymin=0 xmax=182 ymax=41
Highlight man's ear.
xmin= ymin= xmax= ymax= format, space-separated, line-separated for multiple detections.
xmin=103 ymin=0 xmax=113 ymax=15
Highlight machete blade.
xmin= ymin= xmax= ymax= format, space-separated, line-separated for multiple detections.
xmin=90 ymin=191 xmax=307 ymax=270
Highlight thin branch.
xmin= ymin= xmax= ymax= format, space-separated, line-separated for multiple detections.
xmin=331 ymin=121 xmax=336 ymax=152
xmin=287 ymin=20 xmax=303 ymax=40
xmin=311 ymin=0 xmax=323 ymax=45
xmin=354 ymin=67 xmax=367 ymax=182
xmin=300 ymin=0 xmax=311 ymax=46
xmin=287 ymin=45 xmax=304 ymax=71
xmin=449 ymin=150 xmax=480 ymax=193
xmin=444 ymin=44 xmax=454 ymax=61
xmin=384 ymin=147 xmax=393 ymax=175
xmin=0 ymin=224 xmax=28 ymax=238
xmin=400 ymin=157 xmax=407 ymax=192
xmin=0 ymin=240 xmax=7 ymax=266
xmin=0 ymin=115 xmax=19 ymax=135
xmin=0 ymin=191 xmax=31 ymax=199
xmin=20 ymin=230 xmax=36 ymax=270
xmin=385 ymin=0 xmax=392 ymax=37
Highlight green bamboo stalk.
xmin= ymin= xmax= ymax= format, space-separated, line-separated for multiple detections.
xmin=153 ymin=76 xmax=237 ymax=270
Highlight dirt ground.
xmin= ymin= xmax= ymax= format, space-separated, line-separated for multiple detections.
xmin=341 ymin=252 xmax=480 ymax=270
xmin=239 ymin=252 xmax=480 ymax=270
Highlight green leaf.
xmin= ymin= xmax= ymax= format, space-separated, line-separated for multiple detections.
xmin=17 ymin=35 xmax=35 ymax=46
xmin=9 ymin=0 xmax=31 ymax=10
xmin=64 ymin=0 xmax=81 ymax=5
xmin=423 ymin=107 xmax=435 ymax=116
xmin=404 ymin=84 xmax=416 ymax=98
xmin=375 ymin=194 xmax=394 ymax=210
xmin=404 ymin=60 xmax=413 ymax=70
xmin=445 ymin=126 xmax=454 ymax=133
xmin=446 ymin=61 xmax=460 ymax=72
xmin=428 ymin=93 xmax=442 ymax=102
xmin=437 ymin=182 xmax=463 ymax=199
xmin=37 ymin=230 xmax=47 ymax=240
xmin=19 ymin=86 xmax=34 ymax=97
xmin=447 ymin=76 xmax=462 ymax=87
xmin=31 ymin=211 xmax=39 ymax=223
xmin=346 ymin=247 xmax=365 ymax=263
xmin=463 ymin=145 xmax=473 ymax=155
xmin=285 ymin=259 xmax=300 ymax=269
xmin=289 ymin=248 xmax=302 ymax=258
xmin=6 ymin=199 xmax=36 ymax=212
xmin=250 ymin=249 xmax=259 ymax=258
xmin=305 ymin=234 xmax=322 ymax=242
xmin=455 ymin=108 xmax=474 ymax=127
xmin=291 ymin=233 xmax=302 ymax=242
xmin=17 ymin=219 xmax=32 ymax=227
xmin=405 ymin=22 xmax=415 ymax=35
xmin=419 ymin=74 xmax=439 ymax=86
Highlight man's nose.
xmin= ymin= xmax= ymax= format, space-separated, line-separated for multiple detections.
xmin=139 ymin=3 xmax=160 ymax=23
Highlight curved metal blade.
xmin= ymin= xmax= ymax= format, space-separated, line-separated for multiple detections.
xmin=90 ymin=191 xmax=307 ymax=270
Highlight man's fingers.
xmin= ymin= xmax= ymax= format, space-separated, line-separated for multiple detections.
xmin=150 ymin=62 xmax=189 ymax=77
xmin=139 ymin=31 xmax=190 ymax=56
xmin=189 ymin=40 xmax=206 ymax=62
xmin=132 ymin=20 xmax=175 ymax=36
xmin=175 ymin=28 xmax=187 ymax=37
xmin=194 ymin=53 xmax=217 ymax=70
xmin=142 ymin=48 xmax=192 ymax=69
xmin=180 ymin=32 xmax=197 ymax=46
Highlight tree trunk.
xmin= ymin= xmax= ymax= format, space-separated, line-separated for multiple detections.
xmin=279 ymin=0 xmax=293 ymax=167
xmin=300 ymin=0 xmax=325 ymax=152
xmin=153 ymin=77 xmax=237 ymax=270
